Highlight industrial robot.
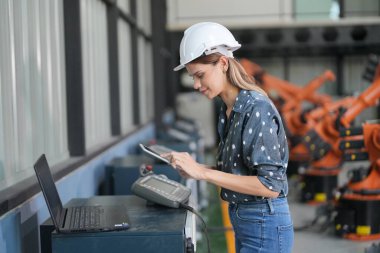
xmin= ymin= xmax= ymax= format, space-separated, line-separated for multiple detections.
xmin=335 ymin=121 xmax=380 ymax=240
xmin=300 ymin=58 xmax=380 ymax=203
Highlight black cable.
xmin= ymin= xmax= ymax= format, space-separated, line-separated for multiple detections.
xmin=294 ymin=203 xmax=335 ymax=232
xmin=365 ymin=241 xmax=380 ymax=253
xmin=293 ymin=213 xmax=322 ymax=231
xmin=180 ymin=203 xmax=211 ymax=253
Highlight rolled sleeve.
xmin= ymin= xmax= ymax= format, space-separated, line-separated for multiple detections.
xmin=257 ymin=165 xmax=285 ymax=193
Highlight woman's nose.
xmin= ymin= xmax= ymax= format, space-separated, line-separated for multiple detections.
xmin=193 ymin=79 xmax=201 ymax=89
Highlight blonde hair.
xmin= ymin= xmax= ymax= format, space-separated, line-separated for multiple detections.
xmin=191 ymin=53 xmax=267 ymax=95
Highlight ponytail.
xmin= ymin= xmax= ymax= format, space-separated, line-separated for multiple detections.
xmin=227 ymin=58 xmax=267 ymax=95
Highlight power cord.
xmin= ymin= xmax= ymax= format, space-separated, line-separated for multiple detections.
xmin=180 ymin=203 xmax=211 ymax=253
xmin=365 ymin=242 xmax=380 ymax=253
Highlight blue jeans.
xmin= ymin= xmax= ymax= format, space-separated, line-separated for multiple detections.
xmin=228 ymin=197 xmax=294 ymax=253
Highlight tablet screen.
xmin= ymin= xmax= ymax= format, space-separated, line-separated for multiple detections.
xmin=139 ymin=144 xmax=171 ymax=164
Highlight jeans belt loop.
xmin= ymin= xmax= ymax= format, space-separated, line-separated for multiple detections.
xmin=267 ymin=199 xmax=274 ymax=214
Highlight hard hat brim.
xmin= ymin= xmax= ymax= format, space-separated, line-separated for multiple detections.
xmin=173 ymin=64 xmax=185 ymax=72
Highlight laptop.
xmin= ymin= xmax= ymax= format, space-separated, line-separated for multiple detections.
xmin=34 ymin=154 xmax=130 ymax=233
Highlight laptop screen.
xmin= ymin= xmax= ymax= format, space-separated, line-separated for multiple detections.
xmin=34 ymin=154 xmax=64 ymax=229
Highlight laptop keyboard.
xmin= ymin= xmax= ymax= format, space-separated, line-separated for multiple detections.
xmin=70 ymin=206 xmax=101 ymax=229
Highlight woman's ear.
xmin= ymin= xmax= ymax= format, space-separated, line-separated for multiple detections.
xmin=219 ymin=56 xmax=229 ymax=73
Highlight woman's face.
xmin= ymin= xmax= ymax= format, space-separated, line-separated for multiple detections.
xmin=186 ymin=59 xmax=227 ymax=100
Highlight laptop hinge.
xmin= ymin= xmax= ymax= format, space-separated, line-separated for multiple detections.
xmin=60 ymin=208 xmax=69 ymax=230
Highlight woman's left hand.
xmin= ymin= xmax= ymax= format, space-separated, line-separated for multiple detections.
xmin=162 ymin=152 xmax=207 ymax=180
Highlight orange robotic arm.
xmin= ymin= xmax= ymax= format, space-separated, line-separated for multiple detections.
xmin=302 ymin=64 xmax=380 ymax=167
xmin=239 ymin=58 xmax=333 ymax=108
xmin=340 ymin=78 xmax=380 ymax=128
xmin=340 ymin=63 xmax=380 ymax=128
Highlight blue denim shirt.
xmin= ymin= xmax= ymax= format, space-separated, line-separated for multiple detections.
xmin=216 ymin=90 xmax=289 ymax=203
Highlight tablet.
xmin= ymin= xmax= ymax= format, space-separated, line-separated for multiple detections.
xmin=139 ymin=144 xmax=173 ymax=164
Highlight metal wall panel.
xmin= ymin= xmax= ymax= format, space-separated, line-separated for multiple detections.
xmin=343 ymin=55 xmax=369 ymax=95
xmin=288 ymin=56 xmax=337 ymax=95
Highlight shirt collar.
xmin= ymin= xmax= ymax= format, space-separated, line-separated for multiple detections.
xmin=232 ymin=90 xmax=251 ymax=113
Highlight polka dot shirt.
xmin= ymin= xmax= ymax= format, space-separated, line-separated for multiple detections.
xmin=216 ymin=90 xmax=289 ymax=203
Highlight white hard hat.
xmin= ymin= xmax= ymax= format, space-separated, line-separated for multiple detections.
xmin=173 ymin=22 xmax=241 ymax=71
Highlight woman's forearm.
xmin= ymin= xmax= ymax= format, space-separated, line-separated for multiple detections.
xmin=202 ymin=169 xmax=279 ymax=198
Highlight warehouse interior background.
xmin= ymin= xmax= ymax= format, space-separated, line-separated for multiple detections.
xmin=1 ymin=0 xmax=380 ymax=252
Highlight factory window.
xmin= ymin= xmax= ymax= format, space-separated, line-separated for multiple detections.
xmin=294 ymin=0 xmax=338 ymax=20
xmin=136 ymin=0 xmax=153 ymax=124
xmin=80 ymin=0 xmax=112 ymax=149
xmin=294 ymin=0 xmax=380 ymax=20
xmin=344 ymin=0 xmax=380 ymax=17
xmin=0 ymin=0 xmax=156 ymax=198
xmin=0 ymin=0 xmax=69 ymax=191
xmin=118 ymin=20 xmax=135 ymax=133
xmin=117 ymin=0 xmax=131 ymax=14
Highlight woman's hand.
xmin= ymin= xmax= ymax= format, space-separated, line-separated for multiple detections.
xmin=161 ymin=152 xmax=207 ymax=180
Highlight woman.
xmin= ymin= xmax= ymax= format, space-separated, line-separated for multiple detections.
xmin=165 ymin=22 xmax=294 ymax=253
